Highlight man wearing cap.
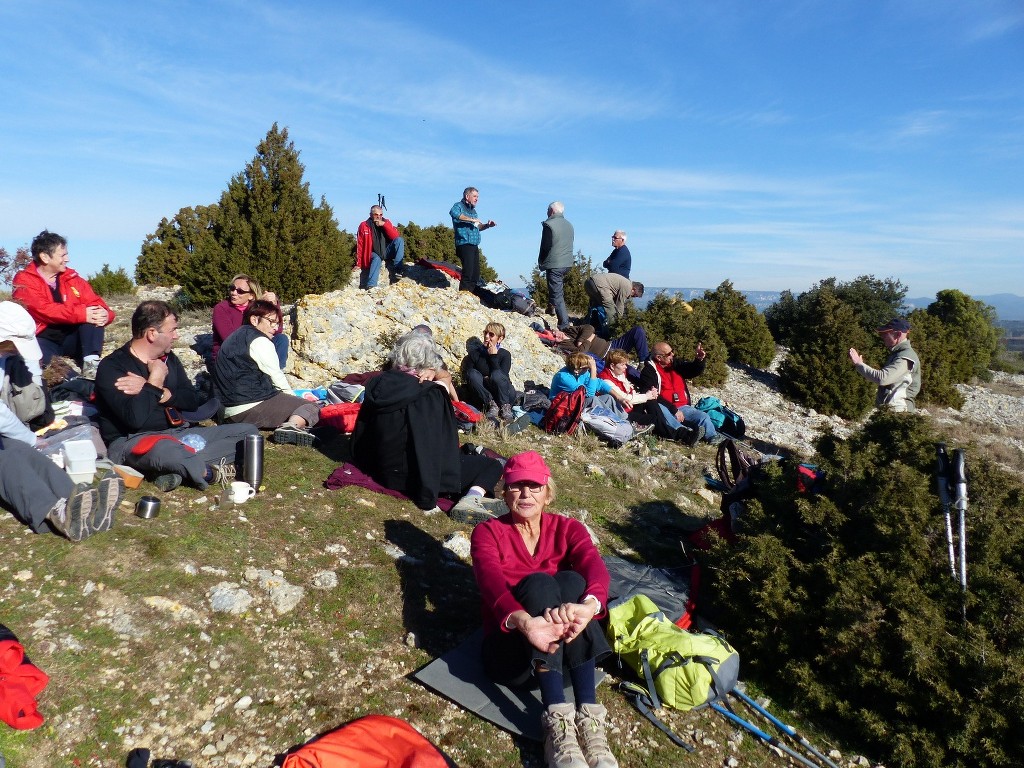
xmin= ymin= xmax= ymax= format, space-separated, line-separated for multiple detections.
xmin=849 ymin=317 xmax=922 ymax=412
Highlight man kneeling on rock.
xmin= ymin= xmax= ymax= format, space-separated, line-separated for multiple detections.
xmin=95 ymin=300 xmax=258 ymax=492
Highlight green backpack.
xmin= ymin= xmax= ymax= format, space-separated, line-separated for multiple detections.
xmin=607 ymin=593 xmax=739 ymax=712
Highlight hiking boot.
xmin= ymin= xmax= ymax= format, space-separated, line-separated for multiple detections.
xmin=542 ymin=703 xmax=587 ymax=768
xmin=675 ymin=425 xmax=704 ymax=447
xmin=47 ymin=486 xmax=97 ymax=541
xmin=576 ymin=703 xmax=618 ymax=768
xmin=504 ymin=412 xmax=533 ymax=436
xmin=209 ymin=457 xmax=236 ymax=489
xmin=273 ymin=422 xmax=316 ymax=447
xmin=499 ymin=403 xmax=515 ymax=422
xmin=485 ymin=402 xmax=500 ymax=420
xmin=628 ymin=423 xmax=655 ymax=442
xmin=153 ymin=473 xmax=183 ymax=492
xmin=708 ymin=433 xmax=727 ymax=446
xmin=448 ymin=495 xmax=508 ymax=526
xmin=93 ymin=474 xmax=124 ymax=534
xmin=80 ymin=358 xmax=100 ymax=380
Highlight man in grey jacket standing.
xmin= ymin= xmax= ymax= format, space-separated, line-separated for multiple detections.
xmin=538 ymin=201 xmax=575 ymax=330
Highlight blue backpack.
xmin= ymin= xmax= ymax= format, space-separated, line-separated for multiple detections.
xmin=695 ymin=397 xmax=746 ymax=440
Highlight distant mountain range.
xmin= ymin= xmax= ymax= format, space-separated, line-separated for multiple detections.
xmin=637 ymin=288 xmax=1024 ymax=324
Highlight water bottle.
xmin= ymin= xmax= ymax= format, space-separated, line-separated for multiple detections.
xmin=242 ymin=433 xmax=265 ymax=491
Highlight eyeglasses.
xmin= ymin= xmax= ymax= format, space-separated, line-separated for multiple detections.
xmin=258 ymin=315 xmax=277 ymax=325
xmin=506 ymin=482 xmax=546 ymax=494
xmin=654 ymin=351 xmax=674 ymax=358
xmin=229 ymin=286 xmax=251 ymax=294
xmin=611 ymin=236 xmax=623 ymax=241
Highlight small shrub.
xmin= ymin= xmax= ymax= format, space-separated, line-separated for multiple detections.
xmin=636 ymin=294 xmax=728 ymax=388
xmin=87 ymin=264 xmax=135 ymax=297
xmin=702 ymin=280 xmax=776 ymax=368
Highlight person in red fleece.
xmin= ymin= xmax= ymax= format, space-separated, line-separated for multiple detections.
xmin=354 ymin=205 xmax=405 ymax=289
xmin=470 ymin=451 xmax=618 ymax=768
xmin=11 ymin=230 xmax=115 ymax=379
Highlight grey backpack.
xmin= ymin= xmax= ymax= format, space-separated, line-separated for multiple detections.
xmin=1 ymin=353 xmax=46 ymax=423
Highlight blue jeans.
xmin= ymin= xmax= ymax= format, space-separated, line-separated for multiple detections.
xmin=657 ymin=403 xmax=717 ymax=440
xmin=39 ymin=323 xmax=106 ymax=366
xmin=272 ymin=332 xmax=289 ymax=368
xmin=545 ymin=267 xmax=570 ymax=329
xmin=609 ymin=326 xmax=651 ymax=364
xmin=359 ymin=253 xmax=382 ymax=289
xmin=384 ymin=237 xmax=405 ymax=283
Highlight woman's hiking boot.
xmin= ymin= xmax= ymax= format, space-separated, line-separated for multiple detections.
xmin=448 ymin=495 xmax=508 ymax=526
xmin=576 ymin=703 xmax=619 ymax=767
xmin=273 ymin=422 xmax=316 ymax=447
xmin=541 ymin=703 xmax=587 ymax=768
xmin=46 ymin=486 xmax=97 ymax=542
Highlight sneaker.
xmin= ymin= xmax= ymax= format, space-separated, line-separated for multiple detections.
xmin=94 ymin=474 xmax=124 ymax=533
xmin=273 ymin=422 xmax=316 ymax=447
xmin=209 ymin=457 xmax=236 ymax=489
xmin=80 ymin=358 xmax=100 ymax=380
xmin=541 ymin=703 xmax=587 ymax=768
xmin=153 ymin=473 xmax=183 ymax=492
xmin=629 ymin=423 xmax=655 ymax=442
xmin=448 ymin=495 xmax=508 ymax=526
xmin=576 ymin=703 xmax=619 ymax=768
xmin=499 ymin=403 xmax=515 ymax=422
xmin=47 ymin=486 xmax=97 ymax=542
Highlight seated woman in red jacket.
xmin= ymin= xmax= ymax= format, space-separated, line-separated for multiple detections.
xmin=211 ymin=274 xmax=288 ymax=368
xmin=11 ymin=230 xmax=115 ymax=379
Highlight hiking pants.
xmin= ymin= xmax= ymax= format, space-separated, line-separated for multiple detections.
xmin=545 ymin=267 xmax=570 ymax=330
xmin=465 ymin=368 xmax=517 ymax=408
xmin=39 ymin=323 xmax=106 ymax=367
xmin=456 ymin=244 xmax=480 ymax=291
xmin=0 ymin=438 xmax=74 ymax=533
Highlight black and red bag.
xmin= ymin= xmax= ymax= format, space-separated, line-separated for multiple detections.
xmin=541 ymin=386 xmax=587 ymax=435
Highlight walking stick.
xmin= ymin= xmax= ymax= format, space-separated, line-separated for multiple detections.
xmin=935 ymin=444 xmax=957 ymax=580
xmin=951 ymin=448 xmax=968 ymax=595
xmin=731 ymin=689 xmax=842 ymax=768
xmin=711 ymin=702 xmax=822 ymax=768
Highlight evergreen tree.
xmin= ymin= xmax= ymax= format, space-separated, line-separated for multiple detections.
xmin=636 ymin=293 xmax=729 ymax=387
xmin=702 ymin=280 xmax=776 ymax=368
xmin=137 ymin=205 xmax=221 ymax=287
xmin=198 ymin=124 xmax=352 ymax=305
xmin=926 ymin=289 xmax=999 ymax=383
xmin=906 ymin=308 xmax=965 ymax=409
xmin=778 ymin=288 xmax=876 ymax=418
xmin=86 ymin=264 xmax=135 ymax=297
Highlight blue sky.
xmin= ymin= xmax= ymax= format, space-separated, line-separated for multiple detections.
xmin=2 ymin=0 xmax=1022 ymax=299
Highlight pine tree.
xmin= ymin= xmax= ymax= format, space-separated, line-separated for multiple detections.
xmin=702 ymin=280 xmax=776 ymax=368
xmin=138 ymin=205 xmax=222 ymax=288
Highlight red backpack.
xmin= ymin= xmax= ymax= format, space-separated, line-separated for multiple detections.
xmin=541 ymin=386 xmax=587 ymax=435
xmin=281 ymin=714 xmax=450 ymax=768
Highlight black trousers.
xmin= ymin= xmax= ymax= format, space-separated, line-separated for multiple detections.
xmin=456 ymin=243 xmax=480 ymax=291
xmin=481 ymin=570 xmax=610 ymax=688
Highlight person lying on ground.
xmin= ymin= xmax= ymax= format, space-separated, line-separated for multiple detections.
xmin=551 ymin=323 xmax=651 ymax=375
xmin=470 ymin=451 xmax=618 ymax=768
xmin=463 ymin=322 xmax=518 ymax=422
xmin=94 ymin=300 xmax=258 ymax=492
xmin=351 ymin=331 xmax=503 ymax=523
xmin=11 ymin=230 xmax=116 ymax=380
xmin=636 ymin=341 xmax=721 ymax=446
xmin=212 ymin=300 xmax=320 ymax=447
xmin=211 ymin=274 xmax=288 ymax=369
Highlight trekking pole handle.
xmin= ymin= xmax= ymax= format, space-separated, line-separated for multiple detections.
xmin=951 ymin=449 xmax=968 ymax=508
xmin=935 ymin=444 xmax=952 ymax=507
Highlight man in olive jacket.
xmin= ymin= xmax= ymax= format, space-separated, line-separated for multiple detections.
xmin=538 ymin=201 xmax=575 ymax=330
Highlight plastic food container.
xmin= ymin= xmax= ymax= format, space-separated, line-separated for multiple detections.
xmin=61 ymin=440 xmax=97 ymax=484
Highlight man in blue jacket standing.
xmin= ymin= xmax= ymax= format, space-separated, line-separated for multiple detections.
xmin=450 ymin=187 xmax=496 ymax=292
xmin=538 ymin=201 xmax=575 ymax=330
xmin=604 ymin=231 xmax=631 ymax=278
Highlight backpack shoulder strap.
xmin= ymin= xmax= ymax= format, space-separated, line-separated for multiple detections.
xmin=617 ymin=681 xmax=696 ymax=752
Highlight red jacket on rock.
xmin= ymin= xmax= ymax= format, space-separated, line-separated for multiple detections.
xmin=355 ymin=217 xmax=400 ymax=269
xmin=11 ymin=263 xmax=115 ymax=334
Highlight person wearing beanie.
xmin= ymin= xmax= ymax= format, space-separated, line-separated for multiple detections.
xmin=470 ymin=451 xmax=619 ymax=768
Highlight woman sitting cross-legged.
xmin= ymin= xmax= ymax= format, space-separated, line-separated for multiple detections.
xmin=471 ymin=451 xmax=618 ymax=768
xmin=212 ymin=300 xmax=319 ymax=446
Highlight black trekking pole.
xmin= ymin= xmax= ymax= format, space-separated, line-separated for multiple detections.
xmin=935 ymin=444 xmax=957 ymax=581
xmin=710 ymin=702 xmax=822 ymax=768
xmin=951 ymin=448 xmax=968 ymax=601
xmin=731 ymin=689 xmax=841 ymax=768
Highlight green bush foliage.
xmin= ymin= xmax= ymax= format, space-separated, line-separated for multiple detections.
xmin=705 ymin=411 xmax=1024 ymax=768
xmin=636 ymin=293 xmax=728 ymax=388
xmin=778 ymin=289 xmax=876 ymax=418
xmin=766 ymin=275 xmax=908 ymax=346
xmin=139 ymin=125 xmax=352 ymax=305
xmin=702 ymin=280 xmax=776 ymax=368
xmin=525 ymin=250 xmax=595 ymax=315
xmin=926 ymin=290 xmax=999 ymax=383
xmin=905 ymin=309 xmax=966 ymax=409
xmin=86 ymin=264 xmax=135 ymax=297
